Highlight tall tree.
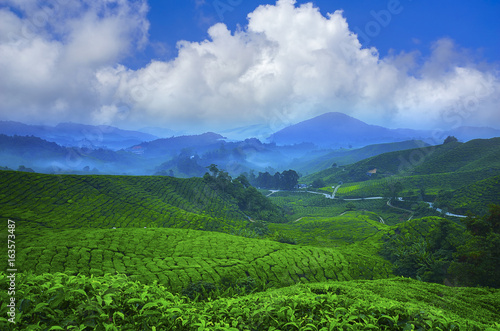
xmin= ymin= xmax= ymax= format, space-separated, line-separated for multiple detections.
xmin=256 ymin=172 xmax=273 ymax=189
xmin=273 ymin=172 xmax=282 ymax=189
xmin=281 ymin=170 xmax=299 ymax=190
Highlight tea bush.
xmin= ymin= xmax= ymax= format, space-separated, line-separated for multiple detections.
xmin=1 ymin=272 xmax=498 ymax=330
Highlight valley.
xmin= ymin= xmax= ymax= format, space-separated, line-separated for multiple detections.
xmin=0 ymin=120 xmax=499 ymax=330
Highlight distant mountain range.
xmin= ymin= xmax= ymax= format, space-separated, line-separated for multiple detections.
xmin=267 ymin=112 xmax=500 ymax=147
xmin=127 ymin=132 xmax=226 ymax=158
xmin=0 ymin=134 xmax=148 ymax=174
xmin=0 ymin=121 xmax=158 ymax=150
xmin=1 ymin=112 xmax=499 ymax=176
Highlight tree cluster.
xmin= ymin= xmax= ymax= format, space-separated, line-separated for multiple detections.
xmin=380 ymin=217 xmax=464 ymax=284
xmin=381 ymin=205 xmax=500 ymax=288
xmin=449 ymin=204 xmax=500 ymax=287
xmin=252 ymin=170 xmax=300 ymax=190
xmin=203 ymin=164 xmax=287 ymax=223
xmin=443 ymin=136 xmax=458 ymax=144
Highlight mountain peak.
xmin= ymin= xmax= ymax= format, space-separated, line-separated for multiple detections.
xmin=315 ymin=111 xmax=358 ymax=120
xmin=268 ymin=112 xmax=389 ymax=147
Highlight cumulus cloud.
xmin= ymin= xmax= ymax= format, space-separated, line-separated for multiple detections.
xmin=0 ymin=0 xmax=498 ymax=133
xmin=0 ymin=0 xmax=149 ymax=123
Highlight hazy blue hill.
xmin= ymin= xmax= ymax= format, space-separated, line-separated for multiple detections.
xmin=153 ymin=137 xmax=287 ymax=177
xmin=128 ymin=132 xmax=226 ymax=158
xmin=0 ymin=121 xmax=158 ymax=150
xmin=152 ymin=138 xmax=321 ymax=178
xmin=266 ymin=112 xmax=500 ymax=149
xmin=268 ymin=112 xmax=406 ymax=147
xmin=137 ymin=126 xmax=181 ymax=138
xmin=0 ymin=134 xmax=66 ymax=156
xmin=0 ymin=121 xmax=53 ymax=137
xmin=0 ymin=134 xmax=146 ymax=174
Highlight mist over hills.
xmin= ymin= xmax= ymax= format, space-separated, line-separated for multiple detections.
xmin=127 ymin=132 xmax=226 ymax=158
xmin=1 ymin=111 xmax=499 ymax=177
xmin=0 ymin=121 xmax=158 ymax=150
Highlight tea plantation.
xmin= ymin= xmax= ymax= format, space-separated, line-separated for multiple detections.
xmin=4 ymin=227 xmax=392 ymax=292
xmin=0 ymin=171 xmax=251 ymax=236
xmin=1 ymin=170 xmax=499 ymax=329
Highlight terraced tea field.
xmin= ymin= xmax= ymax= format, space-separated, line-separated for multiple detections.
xmin=329 ymin=170 xmax=498 ymax=199
xmin=0 ymin=171 xmax=249 ymax=236
xmin=4 ymin=227 xmax=392 ymax=292
xmin=268 ymin=212 xmax=387 ymax=248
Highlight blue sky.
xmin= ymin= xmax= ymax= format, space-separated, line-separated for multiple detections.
xmin=137 ymin=0 xmax=500 ymax=68
xmin=0 ymin=0 xmax=499 ymax=135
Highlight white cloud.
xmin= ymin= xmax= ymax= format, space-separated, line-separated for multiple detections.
xmin=0 ymin=0 xmax=149 ymax=123
xmin=0 ymin=0 xmax=498 ymax=133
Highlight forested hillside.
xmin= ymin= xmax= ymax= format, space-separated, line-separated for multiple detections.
xmin=303 ymin=138 xmax=500 ymax=183
xmin=435 ymin=175 xmax=500 ymax=216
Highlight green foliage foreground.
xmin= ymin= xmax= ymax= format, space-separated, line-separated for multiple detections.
xmin=1 ymin=272 xmax=499 ymax=330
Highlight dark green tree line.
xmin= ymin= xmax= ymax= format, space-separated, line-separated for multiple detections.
xmin=253 ymin=169 xmax=299 ymax=190
xmin=449 ymin=204 xmax=500 ymax=288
